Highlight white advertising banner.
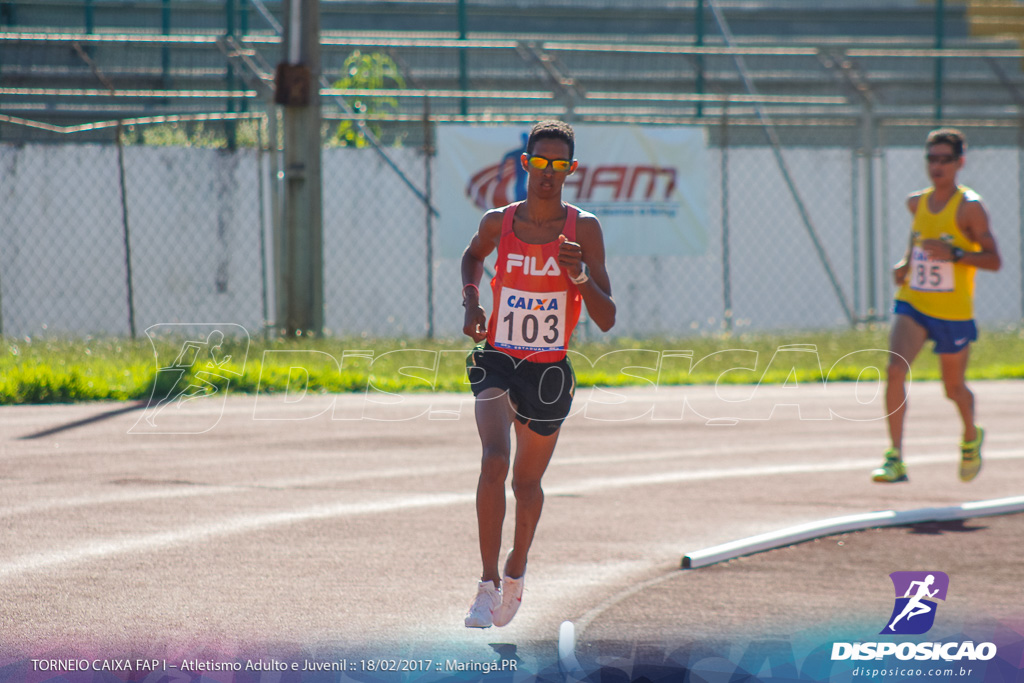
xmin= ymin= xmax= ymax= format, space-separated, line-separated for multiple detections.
xmin=435 ymin=124 xmax=708 ymax=259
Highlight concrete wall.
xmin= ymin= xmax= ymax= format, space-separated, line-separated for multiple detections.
xmin=1 ymin=142 xmax=1020 ymax=339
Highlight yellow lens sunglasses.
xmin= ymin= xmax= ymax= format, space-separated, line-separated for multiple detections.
xmin=525 ymin=155 xmax=573 ymax=172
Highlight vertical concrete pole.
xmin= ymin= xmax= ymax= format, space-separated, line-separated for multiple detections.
xmin=278 ymin=0 xmax=323 ymax=336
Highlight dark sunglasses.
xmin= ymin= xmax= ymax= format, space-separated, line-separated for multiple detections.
xmin=925 ymin=154 xmax=959 ymax=165
xmin=526 ymin=155 xmax=573 ymax=172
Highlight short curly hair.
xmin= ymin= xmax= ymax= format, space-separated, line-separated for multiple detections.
xmin=926 ymin=128 xmax=966 ymax=157
xmin=526 ymin=120 xmax=575 ymax=159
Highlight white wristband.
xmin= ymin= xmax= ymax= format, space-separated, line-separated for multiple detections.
xmin=570 ymin=269 xmax=589 ymax=285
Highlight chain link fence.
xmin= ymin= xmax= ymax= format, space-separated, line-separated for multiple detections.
xmin=7 ymin=115 xmax=1023 ymax=340
xmin=321 ymin=144 xmax=433 ymax=337
xmin=0 ymin=117 xmax=272 ymax=338
xmin=3 ymin=1 xmax=1024 ymax=340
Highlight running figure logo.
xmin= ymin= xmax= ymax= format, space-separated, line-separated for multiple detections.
xmin=881 ymin=571 xmax=949 ymax=635
xmin=465 ymin=132 xmax=529 ymax=210
xmin=130 ymin=323 xmax=249 ymax=434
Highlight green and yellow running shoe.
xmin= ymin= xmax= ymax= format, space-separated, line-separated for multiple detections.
xmin=871 ymin=449 xmax=908 ymax=483
xmin=959 ymin=426 xmax=984 ymax=483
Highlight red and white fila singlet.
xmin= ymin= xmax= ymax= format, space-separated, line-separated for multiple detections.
xmin=486 ymin=201 xmax=584 ymax=363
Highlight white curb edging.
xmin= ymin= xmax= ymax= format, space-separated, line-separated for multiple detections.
xmin=681 ymin=495 xmax=1024 ymax=569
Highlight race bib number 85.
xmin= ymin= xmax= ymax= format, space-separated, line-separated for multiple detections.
xmin=909 ymin=246 xmax=954 ymax=293
xmin=493 ymin=286 xmax=567 ymax=352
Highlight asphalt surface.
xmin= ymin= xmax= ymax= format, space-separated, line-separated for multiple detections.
xmin=577 ymin=515 xmax=1023 ymax=681
xmin=1 ymin=380 xmax=1023 ymax=682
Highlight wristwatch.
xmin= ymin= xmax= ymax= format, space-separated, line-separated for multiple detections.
xmin=950 ymin=247 xmax=965 ymax=262
xmin=570 ymin=268 xmax=589 ymax=285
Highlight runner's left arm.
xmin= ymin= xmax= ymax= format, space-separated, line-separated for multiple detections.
xmin=958 ymin=198 xmax=1001 ymax=271
xmin=920 ymin=197 xmax=1000 ymax=271
xmin=558 ymin=216 xmax=616 ymax=332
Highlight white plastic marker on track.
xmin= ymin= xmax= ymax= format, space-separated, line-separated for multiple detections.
xmin=557 ymin=620 xmax=584 ymax=681
xmin=559 ymin=495 xmax=1024 ymax=683
xmin=681 ymin=494 xmax=1024 ymax=568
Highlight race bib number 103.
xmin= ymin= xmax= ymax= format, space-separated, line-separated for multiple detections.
xmin=493 ymin=287 xmax=567 ymax=352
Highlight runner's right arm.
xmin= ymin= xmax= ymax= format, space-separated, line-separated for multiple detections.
xmin=461 ymin=210 xmax=503 ymax=342
xmin=894 ymin=194 xmax=920 ymax=286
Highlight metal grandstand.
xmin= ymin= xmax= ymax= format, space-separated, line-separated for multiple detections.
xmin=4 ymin=0 xmax=1024 ymax=145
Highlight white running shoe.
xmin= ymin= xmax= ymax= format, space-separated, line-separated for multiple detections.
xmin=491 ymin=574 xmax=524 ymax=627
xmin=464 ymin=580 xmax=500 ymax=628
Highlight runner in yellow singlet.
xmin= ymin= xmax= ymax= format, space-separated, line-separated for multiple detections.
xmin=874 ymin=128 xmax=1002 ymax=484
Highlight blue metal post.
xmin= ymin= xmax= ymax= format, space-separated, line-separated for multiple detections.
xmin=696 ymin=0 xmax=705 ymax=118
xmin=934 ymin=0 xmax=944 ymax=121
xmin=225 ymin=0 xmax=238 ymax=149
xmin=162 ymin=0 xmax=172 ymax=89
xmin=0 ymin=1 xmax=15 ymax=27
xmin=239 ymin=0 xmax=249 ymax=116
xmin=458 ymin=0 xmax=468 ymax=116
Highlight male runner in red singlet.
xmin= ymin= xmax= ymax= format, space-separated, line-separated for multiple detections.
xmin=460 ymin=120 xmax=616 ymax=628
xmin=873 ymin=128 xmax=1001 ymax=484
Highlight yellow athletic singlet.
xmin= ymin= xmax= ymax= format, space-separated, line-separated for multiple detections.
xmin=895 ymin=186 xmax=980 ymax=321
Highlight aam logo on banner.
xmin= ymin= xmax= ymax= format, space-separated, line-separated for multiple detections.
xmin=435 ymin=124 xmax=709 ymax=260
xmin=465 ymin=154 xmax=678 ymax=212
xmin=880 ymin=571 xmax=950 ymax=635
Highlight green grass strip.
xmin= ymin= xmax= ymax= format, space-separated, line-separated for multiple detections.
xmin=1 ymin=328 xmax=1023 ymax=405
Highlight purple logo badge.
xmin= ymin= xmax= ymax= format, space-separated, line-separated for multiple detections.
xmin=881 ymin=571 xmax=949 ymax=635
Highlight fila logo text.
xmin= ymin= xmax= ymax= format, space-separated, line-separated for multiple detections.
xmin=506 ymin=254 xmax=561 ymax=276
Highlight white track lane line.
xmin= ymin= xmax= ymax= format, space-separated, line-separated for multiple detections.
xmin=3 ymin=449 xmax=1024 ymax=579
xmin=5 ymin=436 xmax=1022 ymax=519
xmin=0 ymin=492 xmax=467 ymax=579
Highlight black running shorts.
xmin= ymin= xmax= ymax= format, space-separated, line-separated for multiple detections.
xmin=466 ymin=342 xmax=576 ymax=436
